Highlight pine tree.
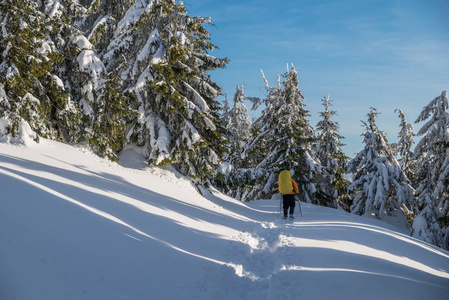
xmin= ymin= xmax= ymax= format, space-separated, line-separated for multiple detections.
xmin=0 ymin=0 xmax=81 ymax=141
xmin=315 ymin=95 xmax=348 ymax=208
xmin=412 ymin=91 xmax=449 ymax=249
xmin=89 ymin=70 xmax=137 ymax=161
xmin=38 ymin=0 xmax=89 ymax=142
xmin=41 ymin=0 xmax=136 ymax=151
xmin=64 ymin=34 xmax=106 ymax=141
xmin=80 ymin=0 xmax=134 ymax=54
xmin=225 ymin=85 xmax=251 ymax=168
xmin=348 ymin=108 xmax=414 ymax=223
xmin=104 ymin=0 xmax=228 ymax=183
xmin=394 ymin=108 xmax=418 ymax=182
xmin=241 ymin=65 xmax=318 ymax=201
xmin=221 ymin=92 xmax=230 ymax=123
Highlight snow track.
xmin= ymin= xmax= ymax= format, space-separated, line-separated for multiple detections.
xmin=2 ymin=141 xmax=449 ymax=300
xmin=231 ymin=220 xmax=300 ymax=279
xmin=220 ymin=216 xmax=306 ymax=299
xmin=202 ymin=197 xmax=449 ymax=300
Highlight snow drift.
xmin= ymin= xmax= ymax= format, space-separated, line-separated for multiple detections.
xmin=1 ymin=137 xmax=449 ymax=300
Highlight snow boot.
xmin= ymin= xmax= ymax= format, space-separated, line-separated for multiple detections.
xmin=289 ymin=215 xmax=295 ymax=220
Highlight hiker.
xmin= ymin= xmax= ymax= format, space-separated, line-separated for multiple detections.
xmin=278 ymin=170 xmax=299 ymax=219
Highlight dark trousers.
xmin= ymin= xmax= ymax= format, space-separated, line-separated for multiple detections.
xmin=283 ymin=194 xmax=295 ymax=216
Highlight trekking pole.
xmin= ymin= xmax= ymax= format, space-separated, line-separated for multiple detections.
xmin=295 ymin=194 xmax=303 ymax=217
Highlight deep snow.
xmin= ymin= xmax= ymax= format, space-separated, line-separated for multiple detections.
xmin=1 ymin=138 xmax=449 ymax=300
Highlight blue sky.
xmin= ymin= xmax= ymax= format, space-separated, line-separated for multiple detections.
xmin=186 ymin=0 xmax=449 ymax=156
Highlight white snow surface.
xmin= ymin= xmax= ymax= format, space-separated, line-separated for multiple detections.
xmin=69 ymin=35 xmax=93 ymax=51
xmin=116 ymin=0 xmax=156 ymax=32
xmin=1 ymin=138 xmax=449 ymax=300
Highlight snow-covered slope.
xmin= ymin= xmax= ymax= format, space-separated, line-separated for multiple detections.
xmin=1 ymin=139 xmax=449 ymax=300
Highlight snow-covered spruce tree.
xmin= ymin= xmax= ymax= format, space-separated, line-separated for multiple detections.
xmin=239 ymin=65 xmax=319 ymax=201
xmin=40 ymin=0 xmax=136 ymax=155
xmin=224 ymin=85 xmax=251 ymax=168
xmin=412 ymin=91 xmax=449 ymax=249
xmin=221 ymin=92 xmax=230 ymax=123
xmin=315 ymin=95 xmax=348 ymax=209
xmin=39 ymin=0 xmax=92 ymax=142
xmin=79 ymin=0 xmax=134 ymax=54
xmin=394 ymin=108 xmax=418 ymax=182
xmin=348 ymin=108 xmax=414 ymax=225
xmin=64 ymin=34 xmax=107 ymax=138
xmin=40 ymin=0 xmax=87 ymax=25
xmin=0 ymin=0 xmax=81 ymax=141
xmin=104 ymin=0 xmax=228 ymax=184
xmin=89 ymin=70 xmax=137 ymax=161
xmin=225 ymin=112 xmax=268 ymax=201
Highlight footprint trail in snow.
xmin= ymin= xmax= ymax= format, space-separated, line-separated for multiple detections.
xmin=227 ymin=214 xmax=305 ymax=298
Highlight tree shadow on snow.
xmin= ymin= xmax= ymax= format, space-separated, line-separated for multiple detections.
xmin=0 ymin=154 xmax=260 ymax=269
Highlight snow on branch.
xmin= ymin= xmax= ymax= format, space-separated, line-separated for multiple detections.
xmin=182 ymin=81 xmax=210 ymax=113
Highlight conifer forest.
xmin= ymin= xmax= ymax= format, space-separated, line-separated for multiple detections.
xmin=1 ymin=0 xmax=448 ymax=250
